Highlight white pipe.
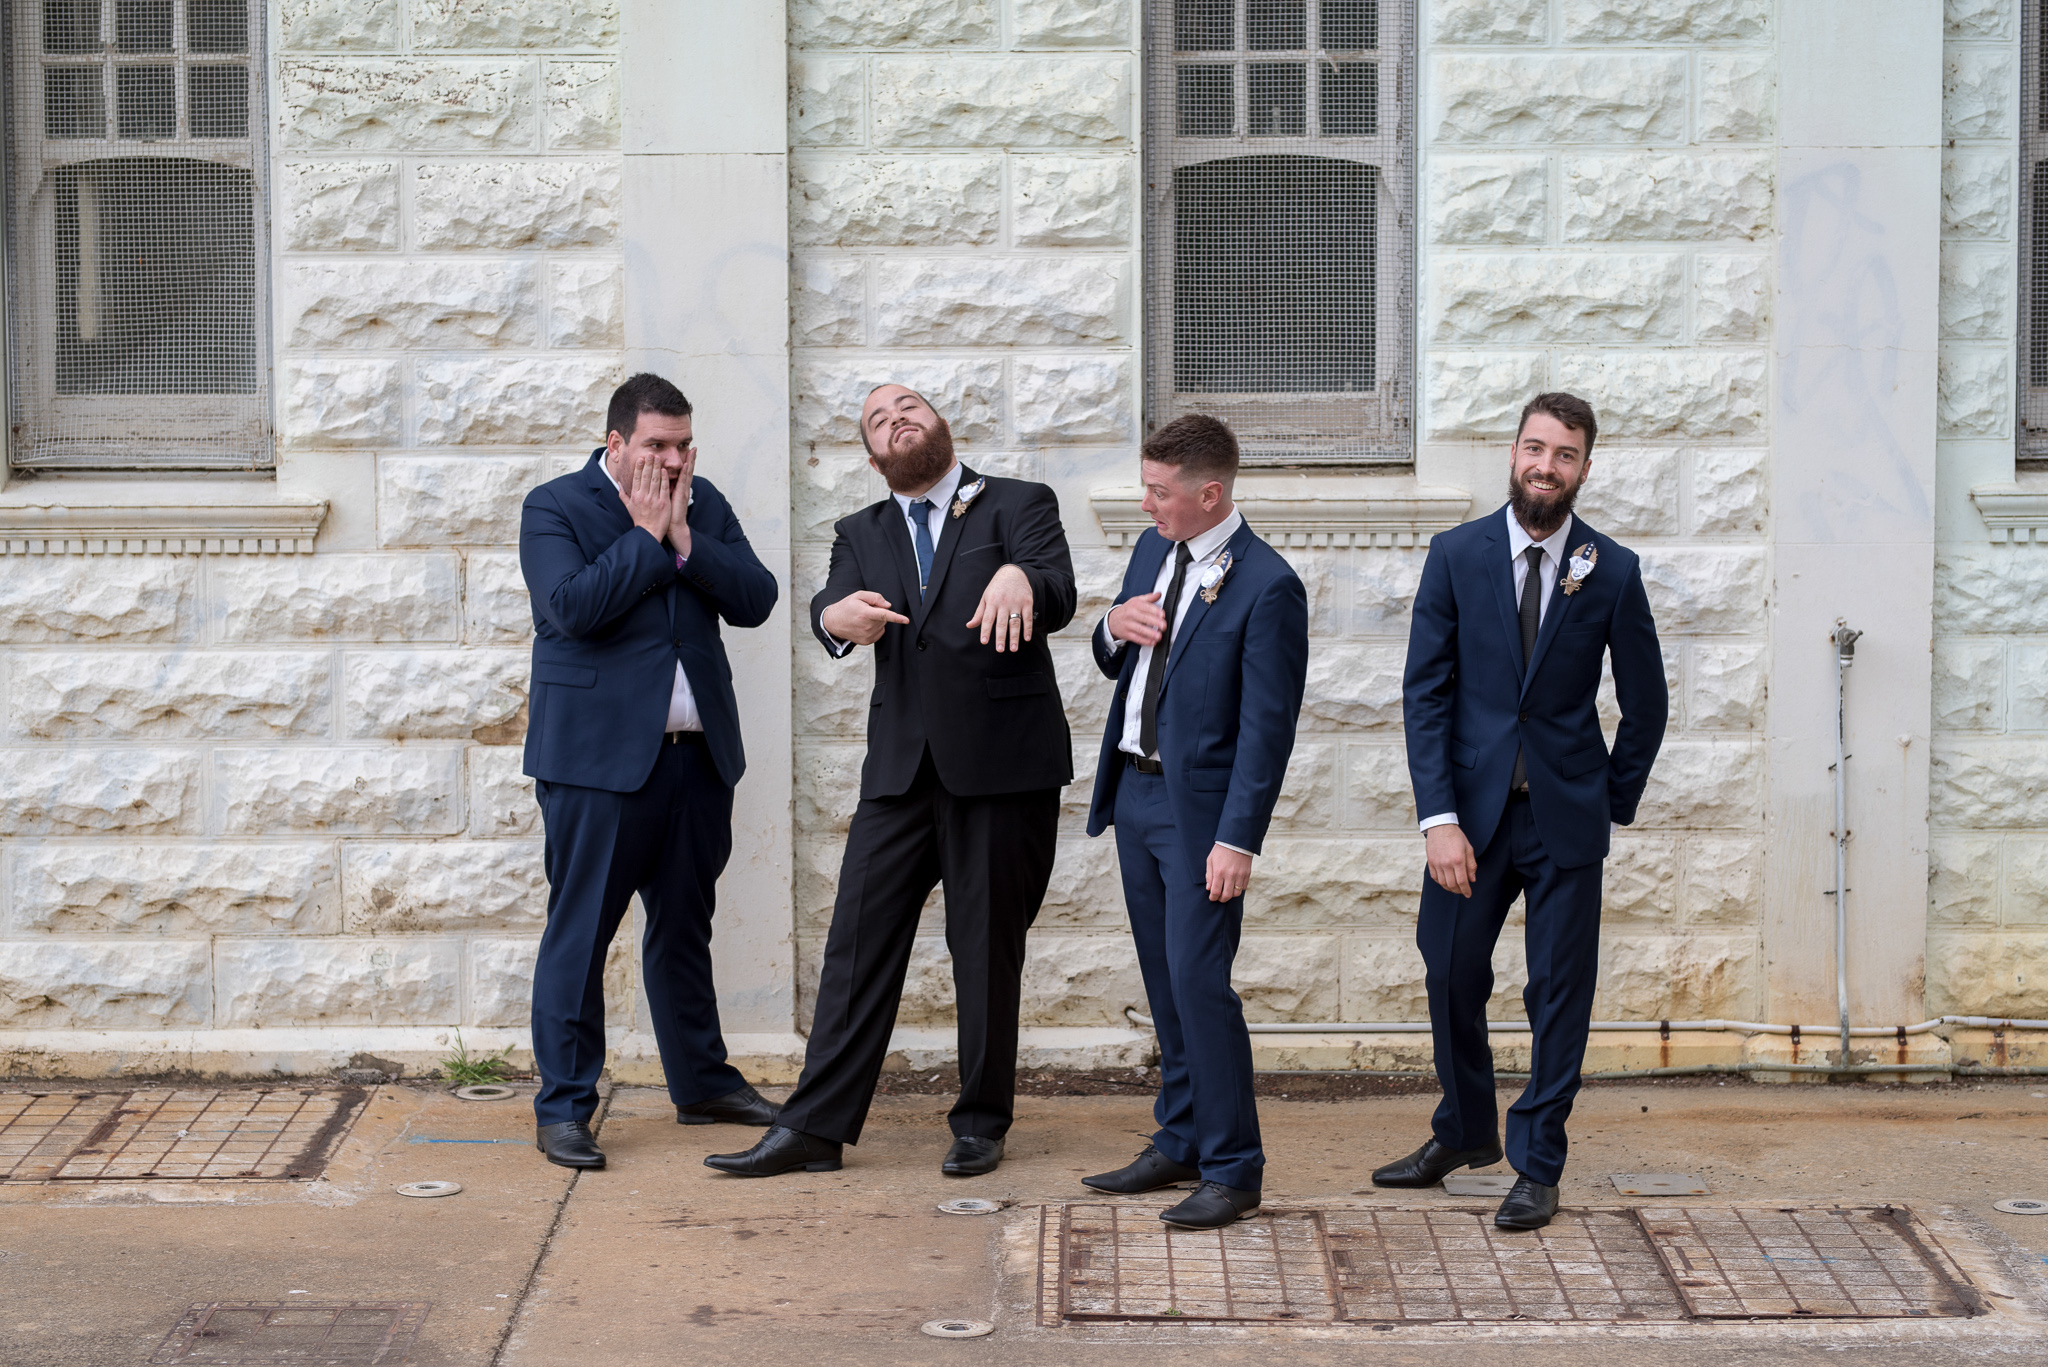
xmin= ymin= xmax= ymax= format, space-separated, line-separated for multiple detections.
xmin=1831 ymin=620 xmax=1861 ymax=1067
xmin=1122 ymin=1008 xmax=2048 ymax=1035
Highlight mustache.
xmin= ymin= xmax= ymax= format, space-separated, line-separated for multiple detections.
xmin=869 ymin=415 xmax=956 ymax=493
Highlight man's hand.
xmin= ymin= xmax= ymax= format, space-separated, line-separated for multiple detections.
xmin=666 ymin=444 xmax=698 ymax=560
xmin=1206 ymin=844 xmax=1253 ymax=903
xmin=1425 ymin=824 xmax=1478 ymax=898
xmin=621 ymin=452 xmax=670 ymax=540
xmin=967 ymin=563 xmax=1035 ymax=652
xmin=821 ymin=590 xmax=910 ymax=646
xmin=1106 ymin=591 xmax=1167 ymax=647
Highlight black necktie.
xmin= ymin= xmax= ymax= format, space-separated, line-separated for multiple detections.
xmin=1512 ymin=544 xmax=1544 ymax=790
xmin=908 ymin=498 xmax=935 ymax=599
xmin=1138 ymin=541 xmax=1195 ymax=758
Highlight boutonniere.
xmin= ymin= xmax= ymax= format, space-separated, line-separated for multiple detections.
xmin=950 ymin=477 xmax=986 ymax=518
xmin=1197 ymin=549 xmax=1234 ymax=604
xmin=1560 ymin=542 xmax=1598 ymax=596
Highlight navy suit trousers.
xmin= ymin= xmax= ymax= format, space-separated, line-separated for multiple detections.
xmin=1418 ymin=793 xmax=1604 ymax=1185
xmin=531 ymin=735 xmax=746 ymax=1125
xmin=1115 ymin=766 xmax=1262 ymax=1192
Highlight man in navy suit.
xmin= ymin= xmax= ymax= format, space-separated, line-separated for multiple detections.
xmin=1078 ymin=415 xmax=1308 ymax=1230
xmin=1376 ymin=392 xmax=1667 ymax=1230
xmin=520 ymin=372 xmax=783 ymax=1170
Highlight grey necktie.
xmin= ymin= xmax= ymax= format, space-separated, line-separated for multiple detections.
xmin=1511 ymin=544 xmax=1544 ymax=791
xmin=1138 ymin=541 xmax=1196 ymax=758
xmin=909 ymin=499 xmax=936 ymax=599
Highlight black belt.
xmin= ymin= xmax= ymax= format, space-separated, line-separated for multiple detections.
xmin=1125 ymin=754 xmax=1163 ymax=775
xmin=665 ymin=730 xmax=706 ymax=745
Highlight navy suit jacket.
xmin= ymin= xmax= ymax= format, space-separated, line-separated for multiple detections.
xmin=1085 ymin=520 xmax=1309 ymax=878
xmin=1402 ymin=507 xmax=1667 ymax=870
xmin=520 ymin=450 xmax=778 ymax=793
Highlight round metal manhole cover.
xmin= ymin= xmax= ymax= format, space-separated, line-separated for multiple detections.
xmin=920 ymin=1318 xmax=994 ymax=1339
xmin=1994 ymin=1197 xmax=2048 ymax=1215
xmin=454 ymin=1085 xmax=517 ymax=1102
xmin=936 ymin=1198 xmax=1003 ymax=1216
xmin=396 ymin=1180 xmax=463 ymax=1199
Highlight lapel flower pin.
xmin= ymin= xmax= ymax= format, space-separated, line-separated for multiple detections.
xmin=951 ymin=477 xmax=987 ymax=518
xmin=1560 ymin=542 xmax=1598 ymax=596
xmin=1197 ymin=549 xmax=1234 ymax=604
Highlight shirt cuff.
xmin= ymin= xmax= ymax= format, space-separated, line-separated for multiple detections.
xmin=1418 ymin=812 xmax=1460 ymax=833
xmin=824 ymin=632 xmax=854 ymax=658
xmin=1215 ymin=841 xmax=1253 ymax=857
xmin=1097 ymin=615 xmax=1127 ymax=652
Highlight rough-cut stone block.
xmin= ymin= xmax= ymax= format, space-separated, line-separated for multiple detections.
xmin=874 ymin=258 xmax=1127 ymax=347
xmin=1432 ymin=0 xmax=1547 ymax=42
xmin=1933 ymin=639 xmax=2004 ymax=731
xmin=213 ymin=747 xmax=463 ymax=835
xmin=1563 ymin=155 xmax=1771 ymax=241
xmin=794 ymin=636 xmax=876 ymax=741
xmin=794 ymin=359 xmax=1002 ymax=448
xmin=1937 ymin=346 xmax=2010 ymax=438
xmin=546 ymin=260 xmax=623 ymax=349
xmin=2008 ymin=644 xmax=2048 ymax=731
xmin=1431 ymin=255 xmax=1682 ymax=345
xmin=216 ymin=939 xmax=460 ymax=1026
xmin=1941 ymin=244 xmax=2015 ymax=340
xmin=872 ymin=57 xmax=1133 ymax=146
xmin=790 ymin=56 xmax=863 ymax=146
xmin=1013 ymin=357 xmax=1133 ymax=442
xmin=1592 ymin=934 xmax=1758 ymax=1019
xmin=1560 ymin=0 xmax=1768 ymax=41
xmin=791 ymin=257 xmax=865 ymax=348
xmin=793 ymin=451 xmax=883 ymax=541
xmin=1635 ymin=740 xmax=1762 ymax=828
xmin=343 ymin=841 xmax=545 ymax=932
xmin=1597 ymin=642 xmax=1682 ymax=732
xmin=1691 ymin=447 xmax=1767 ymax=535
xmin=0 ymin=750 xmax=197 ymax=835
xmin=279 ymin=59 xmax=537 ymax=151
xmin=1037 ymin=838 xmax=1124 ymax=927
xmin=1682 ymin=836 xmax=1762 ymax=925
xmin=465 ymin=551 xmax=532 ymax=644
xmin=1253 ymin=838 xmax=1418 ymax=928
xmin=1552 ymin=352 xmax=1766 ymax=439
xmin=1342 ymin=934 xmax=1527 ymax=1022
xmin=0 ymin=942 xmax=209 ymax=1027
xmin=279 ymin=161 xmax=399 ymax=250
xmin=214 ymin=554 xmax=458 ymax=643
xmin=1428 ymin=157 xmax=1546 ymax=245
xmin=545 ymin=61 xmax=619 ymax=150
xmin=282 ymin=358 xmax=402 ymax=448
xmin=1342 ymin=745 xmax=1418 ymax=829
xmin=1603 ymin=838 xmax=1679 ymax=923
xmin=1698 ymin=52 xmax=1773 ymax=142
xmin=1930 ymin=740 xmax=2048 ymax=828
xmin=1265 ymin=743 xmax=1336 ymax=832
xmin=1927 ymin=933 xmax=2048 ymax=1016
xmin=12 ymin=651 xmax=330 ymax=740
xmin=1021 ymin=935 xmax=1147 ymax=1025
xmin=411 ymin=0 xmax=619 ymax=48
xmin=1945 ymin=47 xmax=2014 ymax=141
xmin=1947 ymin=0 xmax=2015 ymax=39
xmin=1937 ymin=551 xmax=2048 ymax=634
xmin=416 ymin=356 xmax=620 ymax=445
xmin=792 ymin=0 xmax=994 ymax=45
xmin=11 ymin=844 xmax=340 ymax=937
xmin=1942 ymin=153 xmax=2011 ymax=238
xmin=1233 ymin=936 xmax=1341 ymax=1021
xmin=1014 ymin=0 xmax=1129 ymax=45
xmin=1301 ymin=643 xmax=1405 ymax=730
xmin=1574 ymin=447 xmax=1678 ymax=535
xmin=1930 ymin=835 xmax=2000 ymax=925
xmin=0 ymin=559 xmax=195 ymax=643
xmin=1690 ymin=642 xmax=1765 ymax=729
xmin=413 ymin=161 xmax=619 ymax=250
xmin=1431 ymin=55 xmax=1687 ymax=145
xmin=285 ymin=261 xmax=538 ymax=349
xmin=1638 ymin=547 xmax=1766 ymax=634
xmin=379 ymin=456 xmax=546 ymax=546
xmin=795 ymin=744 xmax=865 ymax=846
xmin=791 ymin=157 xmax=1001 ymax=247
xmin=1051 ymin=642 xmax=1111 ymax=740
xmin=346 ymin=650 xmax=528 ymax=740
xmin=1352 ymin=551 xmax=1427 ymax=636
xmin=281 ymin=0 xmax=398 ymax=48
xmin=1014 ymin=156 xmax=1134 ymax=246
xmin=1696 ymin=254 xmax=1770 ymax=342
xmin=1424 ymin=352 xmax=1546 ymax=439
xmin=470 ymin=744 xmax=539 ymax=837
xmin=2003 ymin=840 xmax=2048 ymax=925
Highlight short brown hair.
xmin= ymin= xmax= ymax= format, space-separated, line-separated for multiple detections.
xmin=1516 ymin=392 xmax=1597 ymax=454
xmin=1142 ymin=414 xmax=1239 ymax=486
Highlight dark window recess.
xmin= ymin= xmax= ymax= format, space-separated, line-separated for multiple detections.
xmin=114 ymin=62 xmax=173 ymax=137
xmin=1172 ymin=154 xmax=1377 ymax=394
xmin=1247 ymin=0 xmax=1304 ymax=49
xmin=1247 ymin=62 xmax=1305 ymax=135
xmin=188 ymin=63 xmax=245 ymax=136
xmin=1177 ymin=63 xmax=1234 ymax=136
xmin=42 ymin=64 xmax=103 ymax=137
xmin=187 ymin=0 xmax=249 ymax=51
xmin=42 ymin=0 xmax=100 ymax=52
xmin=1322 ymin=0 xmax=1377 ymax=49
xmin=2034 ymin=164 xmax=2048 ymax=387
xmin=1175 ymin=0 xmax=1233 ymax=49
xmin=53 ymin=157 xmax=258 ymax=394
xmin=115 ymin=0 xmax=172 ymax=51
xmin=1320 ymin=61 xmax=1376 ymax=136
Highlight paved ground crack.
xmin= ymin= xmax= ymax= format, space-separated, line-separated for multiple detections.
xmin=487 ymin=1092 xmax=610 ymax=1367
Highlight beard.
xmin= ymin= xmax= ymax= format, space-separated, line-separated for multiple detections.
xmin=869 ymin=416 xmax=956 ymax=493
xmin=1508 ymin=464 xmax=1584 ymax=537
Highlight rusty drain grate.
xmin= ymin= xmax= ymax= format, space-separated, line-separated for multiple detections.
xmin=151 ymin=1302 xmax=428 ymax=1366
xmin=0 ymin=1088 xmax=368 ymax=1182
xmin=1037 ymin=1203 xmax=1979 ymax=1326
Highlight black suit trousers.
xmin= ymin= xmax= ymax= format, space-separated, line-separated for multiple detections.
xmin=778 ymin=750 xmax=1059 ymax=1145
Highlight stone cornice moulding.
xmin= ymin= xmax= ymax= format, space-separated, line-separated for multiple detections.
xmin=1090 ymin=476 xmax=1471 ymax=549
xmin=0 ymin=486 xmax=328 ymax=554
xmin=1970 ymin=480 xmax=2048 ymax=544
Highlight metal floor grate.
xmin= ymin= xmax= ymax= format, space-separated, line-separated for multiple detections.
xmin=151 ymin=1302 xmax=429 ymax=1366
xmin=0 ymin=1088 xmax=367 ymax=1182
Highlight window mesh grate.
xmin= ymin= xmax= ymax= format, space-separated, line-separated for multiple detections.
xmin=1145 ymin=0 xmax=1413 ymax=466
xmin=5 ymin=0 xmax=271 ymax=470
xmin=2024 ymin=0 xmax=2048 ymax=463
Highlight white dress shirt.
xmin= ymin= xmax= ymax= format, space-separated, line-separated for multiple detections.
xmin=823 ymin=463 xmax=964 ymax=658
xmin=599 ymin=456 xmax=702 ymax=733
xmin=1098 ymin=510 xmax=1251 ymax=856
xmin=1417 ymin=506 xmax=1576 ymax=833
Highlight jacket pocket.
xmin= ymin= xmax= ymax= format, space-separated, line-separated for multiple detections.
xmin=985 ymin=673 xmax=1050 ymax=700
xmin=1187 ymin=765 xmax=1232 ymax=791
xmin=532 ymin=662 xmax=597 ymax=688
xmin=1560 ymin=744 xmax=1608 ymax=778
xmin=1450 ymin=739 xmax=1478 ymax=769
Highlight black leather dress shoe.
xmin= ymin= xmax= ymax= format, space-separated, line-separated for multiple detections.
xmin=1082 ymin=1144 xmax=1200 ymax=1194
xmin=1160 ymin=1181 xmax=1261 ymax=1230
xmin=703 ymin=1124 xmax=842 ymax=1177
xmin=676 ymin=1083 xmax=782 ymax=1127
xmin=1370 ymin=1136 xmax=1505 ymax=1188
xmin=1494 ymin=1175 xmax=1561 ymax=1230
xmin=536 ymin=1120 xmax=605 ymax=1170
xmin=941 ymin=1135 xmax=1004 ymax=1176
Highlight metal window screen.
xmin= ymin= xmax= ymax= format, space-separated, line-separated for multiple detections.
xmin=5 ymin=0 xmax=271 ymax=470
xmin=1145 ymin=0 xmax=1413 ymax=466
xmin=2025 ymin=0 xmax=2048 ymax=464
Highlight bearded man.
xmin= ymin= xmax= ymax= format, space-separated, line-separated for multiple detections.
xmin=1375 ymin=392 xmax=1666 ymax=1231
xmin=706 ymin=383 xmax=1077 ymax=1179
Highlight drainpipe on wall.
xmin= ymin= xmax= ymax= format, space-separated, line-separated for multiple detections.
xmin=1830 ymin=620 xmax=1862 ymax=1070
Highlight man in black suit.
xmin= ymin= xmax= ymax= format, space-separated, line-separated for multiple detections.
xmin=706 ymin=383 xmax=1077 ymax=1179
xmin=520 ymin=373 xmax=784 ymax=1170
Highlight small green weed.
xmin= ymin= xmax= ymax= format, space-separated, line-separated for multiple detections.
xmin=439 ymin=1030 xmax=517 ymax=1086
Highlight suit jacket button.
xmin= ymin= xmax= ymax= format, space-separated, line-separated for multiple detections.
xmin=916 ymin=637 xmax=928 ymax=651
xmin=674 ymin=638 xmax=683 ymax=647
xmin=1518 ymin=710 xmax=1529 ymax=722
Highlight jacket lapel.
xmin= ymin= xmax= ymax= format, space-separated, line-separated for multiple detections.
xmin=1480 ymin=508 xmax=1524 ymax=685
xmin=1159 ymin=518 xmax=1258 ymax=692
xmin=911 ymin=463 xmax=977 ymax=631
xmin=582 ymin=449 xmax=633 ymax=537
xmin=871 ymin=497 xmax=921 ymax=622
xmin=1520 ymin=518 xmax=1588 ymax=697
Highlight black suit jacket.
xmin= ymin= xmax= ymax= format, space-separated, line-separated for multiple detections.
xmin=521 ymin=450 xmax=779 ymax=793
xmin=810 ymin=464 xmax=1077 ymax=799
